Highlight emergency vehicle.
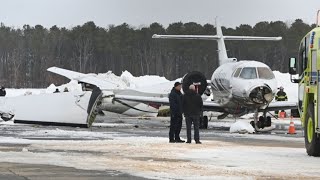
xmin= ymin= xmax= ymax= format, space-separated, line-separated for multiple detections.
xmin=289 ymin=11 xmax=320 ymax=156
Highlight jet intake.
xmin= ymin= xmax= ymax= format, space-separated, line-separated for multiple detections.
xmin=182 ymin=71 xmax=207 ymax=95
xmin=249 ymin=85 xmax=273 ymax=104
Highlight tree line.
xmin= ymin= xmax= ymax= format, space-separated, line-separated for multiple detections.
xmin=0 ymin=19 xmax=314 ymax=88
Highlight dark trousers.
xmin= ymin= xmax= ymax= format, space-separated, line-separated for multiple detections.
xmin=185 ymin=115 xmax=200 ymax=142
xmin=169 ymin=114 xmax=182 ymax=141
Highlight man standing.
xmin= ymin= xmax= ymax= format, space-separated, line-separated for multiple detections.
xmin=275 ymin=86 xmax=288 ymax=116
xmin=169 ymin=82 xmax=185 ymax=143
xmin=183 ymin=84 xmax=203 ymax=144
xmin=0 ymin=86 xmax=6 ymax=97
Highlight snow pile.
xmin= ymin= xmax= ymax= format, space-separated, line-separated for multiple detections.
xmin=135 ymin=81 xmax=176 ymax=94
xmin=96 ymin=71 xmax=128 ymax=89
xmin=45 ymin=80 xmax=82 ymax=93
xmin=120 ymin=70 xmax=169 ymax=88
xmin=229 ymin=120 xmax=255 ymax=134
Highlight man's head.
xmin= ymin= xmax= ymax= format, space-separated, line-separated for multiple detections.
xmin=189 ymin=84 xmax=196 ymax=91
xmin=280 ymin=86 xmax=284 ymax=91
xmin=1 ymin=86 xmax=4 ymax=90
xmin=174 ymin=82 xmax=182 ymax=91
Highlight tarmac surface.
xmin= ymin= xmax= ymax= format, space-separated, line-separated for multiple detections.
xmin=0 ymin=115 xmax=313 ymax=179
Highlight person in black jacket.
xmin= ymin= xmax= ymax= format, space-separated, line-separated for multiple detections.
xmin=275 ymin=86 xmax=288 ymax=116
xmin=0 ymin=86 xmax=6 ymax=97
xmin=182 ymin=84 xmax=203 ymax=144
xmin=169 ymin=82 xmax=185 ymax=143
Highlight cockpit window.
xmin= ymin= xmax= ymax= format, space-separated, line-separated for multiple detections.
xmin=257 ymin=67 xmax=275 ymax=79
xmin=233 ymin=68 xmax=242 ymax=77
xmin=239 ymin=67 xmax=257 ymax=79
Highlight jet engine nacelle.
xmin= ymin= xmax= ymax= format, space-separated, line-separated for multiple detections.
xmin=182 ymin=71 xmax=208 ymax=95
xmin=0 ymin=112 xmax=14 ymax=121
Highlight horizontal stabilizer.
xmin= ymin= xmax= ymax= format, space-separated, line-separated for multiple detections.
xmin=152 ymin=34 xmax=282 ymax=41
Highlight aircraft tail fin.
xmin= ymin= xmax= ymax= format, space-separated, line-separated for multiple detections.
xmin=152 ymin=19 xmax=282 ymax=66
xmin=215 ymin=20 xmax=228 ymax=65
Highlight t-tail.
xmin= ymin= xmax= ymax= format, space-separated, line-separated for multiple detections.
xmin=152 ymin=20 xmax=282 ymax=66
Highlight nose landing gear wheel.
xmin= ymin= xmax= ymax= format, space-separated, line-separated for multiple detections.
xmin=250 ymin=110 xmax=274 ymax=132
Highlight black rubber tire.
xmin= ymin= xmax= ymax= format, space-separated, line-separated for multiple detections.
xmin=199 ymin=116 xmax=204 ymax=129
xmin=291 ymin=109 xmax=300 ymax=118
xmin=203 ymin=116 xmax=208 ymax=129
xmin=182 ymin=71 xmax=207 ymax=95
xmin=265 ymin=116 xmax=271 ymax=127
xmin=305 ymin=103 xmax=320 ymax=156
xmin=258 ymin=116 xmax=265 ymax=129
xmin=250 ymin=121 xmax=255 ymax=128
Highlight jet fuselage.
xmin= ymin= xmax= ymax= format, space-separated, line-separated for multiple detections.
xmin=211 ymin=60 xmax=277 ymax=114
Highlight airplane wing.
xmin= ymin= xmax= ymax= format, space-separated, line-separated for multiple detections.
xmin=0 ymin=90 xmax=104 ymax=127
xmin=114 ymin=95 xmax=225 ymax=112
xmin=260 ymin=101 xmax=298 ymax=112
xmin=152 ymin=34 xmax=282 ymax=41
xmin=47 ymin=67 xmax=121 ymax=90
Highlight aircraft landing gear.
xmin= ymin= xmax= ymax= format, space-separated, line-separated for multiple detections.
xmin=200 ymin=115 xmax=208 ymax=129
xmin=250 ymin=110 xmax=274 ymax=132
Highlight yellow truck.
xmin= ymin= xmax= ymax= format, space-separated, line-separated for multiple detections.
xmin=289 ymin=12 xmax=320 ymax=156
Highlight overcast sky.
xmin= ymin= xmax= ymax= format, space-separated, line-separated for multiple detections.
xmin=0 ymin=0 xmax=318 ymax=29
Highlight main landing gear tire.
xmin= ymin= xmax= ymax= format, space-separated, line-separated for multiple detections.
xmin=250 ymin=115 xmax=272 ymax=129
xmin=200 ymin=116 xmax=208 ymax=129
xmin=305 ymin=103 xmax=320 ymax=156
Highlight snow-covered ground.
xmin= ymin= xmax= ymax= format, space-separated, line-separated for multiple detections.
xmin=0 ymin=126 xmax=314 ymax=179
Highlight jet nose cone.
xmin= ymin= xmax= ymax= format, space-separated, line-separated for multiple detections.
xmin=249 ymin=85 xmax=273 ymax=104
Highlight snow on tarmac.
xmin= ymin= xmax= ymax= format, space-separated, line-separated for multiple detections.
xmin=0 ymin=128 xmax=315 ymax=179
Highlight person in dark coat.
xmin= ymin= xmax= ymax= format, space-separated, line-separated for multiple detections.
xmin=169 ymin=82 xmax=185 ymax=143
xmin=182 ymin=84 xmax=203 ymax=144
xmin=0 ymin=86 xmax=6 ymax=97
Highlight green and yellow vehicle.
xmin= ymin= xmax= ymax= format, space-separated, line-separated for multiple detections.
xmin=289 ymin=12 xmax=320 ymax=156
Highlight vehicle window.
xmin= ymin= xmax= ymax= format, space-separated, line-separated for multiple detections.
xmin=298 ymin=39 xmax=307 ymax=76
xmin=233 ymin=68 xmax=242 ymax=77
xmin=257 ymin=67 xmax=275 ymax=79
xmin=239 ymin=67 xmax=257 ymax=79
